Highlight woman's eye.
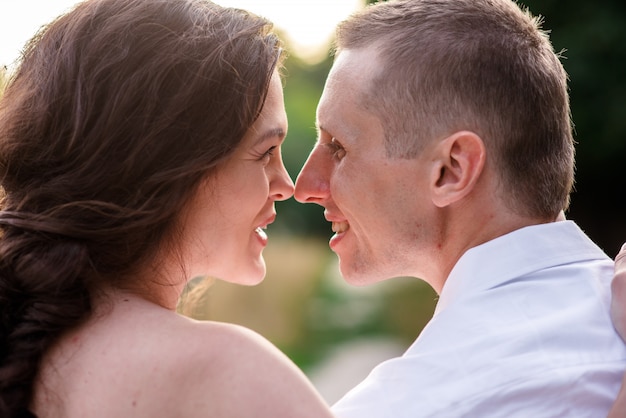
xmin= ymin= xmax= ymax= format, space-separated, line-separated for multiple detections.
xmin=329 ymin=137 xmax=346 ymax=159
xmin=260 ymin=146 xmax=276 ymax=161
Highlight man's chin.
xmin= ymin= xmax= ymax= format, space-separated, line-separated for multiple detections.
xmin=338 ymin=261 xmax=384 ymax=287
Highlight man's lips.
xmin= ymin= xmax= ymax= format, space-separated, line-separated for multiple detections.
xmin=327 ymin=215 xmax=349 ymax=252
xmin=324 ymin=211 xmax=349 ymax=234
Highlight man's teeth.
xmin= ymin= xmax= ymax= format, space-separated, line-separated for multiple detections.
xmin=332 ymin=222 xmax=349 ymax=233
xmin=255 ymin=227 xmax=267 ymax=239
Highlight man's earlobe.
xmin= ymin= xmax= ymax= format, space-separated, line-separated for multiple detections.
xmin=431 ymin=131 xmax=486 ymax=208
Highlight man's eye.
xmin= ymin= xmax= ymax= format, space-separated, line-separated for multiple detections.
xmin=328 ymin=137 xmax=346 ymax=159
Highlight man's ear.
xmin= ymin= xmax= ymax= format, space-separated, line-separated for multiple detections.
xmin=430 ymin=131 xmax=486 ymax=208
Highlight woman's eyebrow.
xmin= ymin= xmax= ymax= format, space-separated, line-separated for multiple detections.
xmin=254 ymin=127 xmax=286 ymax=145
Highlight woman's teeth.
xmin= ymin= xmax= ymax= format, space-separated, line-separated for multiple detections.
xmin=255 ymin=226 xmax=267 ymax=239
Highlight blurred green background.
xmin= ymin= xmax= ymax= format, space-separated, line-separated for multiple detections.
xmin=2 ymin=0 xmax=625 ymax=403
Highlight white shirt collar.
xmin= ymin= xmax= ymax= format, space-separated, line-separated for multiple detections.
xmin=435 ymin=220 xmax=609 ymax=315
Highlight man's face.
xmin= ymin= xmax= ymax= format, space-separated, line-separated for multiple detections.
xmin=295 ymin=48 xmax=439 ymax=285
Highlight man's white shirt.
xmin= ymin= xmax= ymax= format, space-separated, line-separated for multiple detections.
xmin=332 ymin=221 xmax=626 ymax=417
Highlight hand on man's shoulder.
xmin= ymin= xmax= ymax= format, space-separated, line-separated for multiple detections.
xmin=611 ymin=244 xmax=626 ymax=342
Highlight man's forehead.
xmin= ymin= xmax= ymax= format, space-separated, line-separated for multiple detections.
xmin=331 ymin=47 xmax=381 ymax=81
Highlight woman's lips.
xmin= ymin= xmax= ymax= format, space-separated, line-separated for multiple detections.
xmin=254 ymin=213 xmax=276 ymax=243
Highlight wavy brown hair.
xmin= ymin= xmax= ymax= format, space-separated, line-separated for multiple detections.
xmin=0 ymin=0 xmax=283 ymax=415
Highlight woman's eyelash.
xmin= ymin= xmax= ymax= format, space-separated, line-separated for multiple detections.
xmin=260 ymin=146 xmax=276 ymax=160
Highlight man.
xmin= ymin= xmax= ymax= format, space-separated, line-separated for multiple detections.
xmin=294 ymin=0 xmax=626 ymax=416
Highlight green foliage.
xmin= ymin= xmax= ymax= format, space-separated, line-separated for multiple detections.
xmin=522 ymin=0 xmax=626 ymax=161
xmin=285 ymin=270 xmax=438 ymax=371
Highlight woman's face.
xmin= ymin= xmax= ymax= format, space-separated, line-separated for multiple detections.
xmin=180 ymin=72 xmax=294 ymax=285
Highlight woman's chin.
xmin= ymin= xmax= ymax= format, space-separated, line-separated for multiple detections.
xmin=212 ymin=261 xmax=266 ymax=286
xmin=239 ymin=264 xmax=267 ymax=286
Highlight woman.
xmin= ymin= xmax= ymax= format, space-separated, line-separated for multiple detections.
xmin=0 ymin=0 xmax=334 ymax=416
xmin=609 ymin=244 xmax=626 ymax=417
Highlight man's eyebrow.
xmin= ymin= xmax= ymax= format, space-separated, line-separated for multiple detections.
xmin=316 ymin=123 xmax=329 ymax=137
xmin=254 ymin=127 xmax=286 ymax=145
xmin=316 ymin=124 xmax=340 ymax=139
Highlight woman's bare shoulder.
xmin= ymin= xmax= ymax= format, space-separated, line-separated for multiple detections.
xmin=63 ymin=297 xmax=331 ymax=417
xmin=36 ymin=296 xmax=332 ymax=417
xmin=168 ymin=318 xmax=334 ymax=417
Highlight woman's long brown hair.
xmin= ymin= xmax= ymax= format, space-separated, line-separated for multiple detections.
xmin=0 ymin=0 xmax=283 ymax=415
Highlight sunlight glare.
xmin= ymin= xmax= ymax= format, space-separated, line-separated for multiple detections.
xmin=0 ymin=0 xmax=363 ymax=68
xmin=214 ymin=0 xmax=363 ymax=63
